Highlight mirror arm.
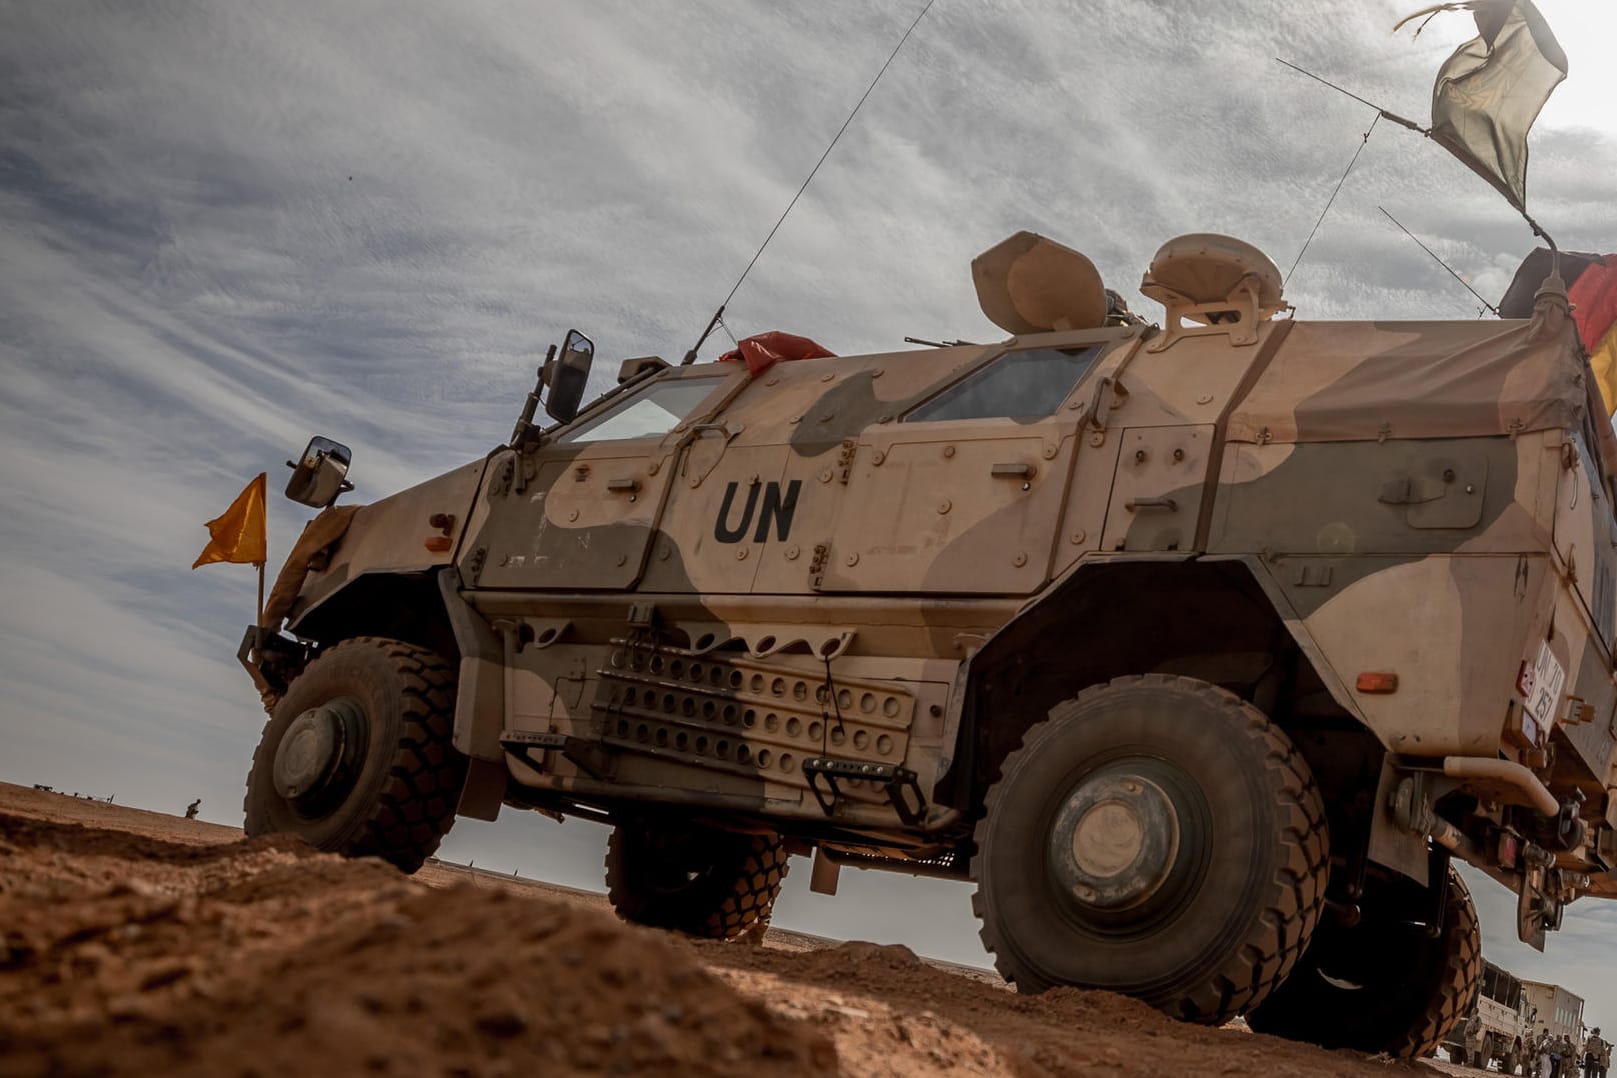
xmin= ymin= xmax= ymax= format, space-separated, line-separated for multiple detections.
xmin=510 ymin=343 xmax=558 ymax=448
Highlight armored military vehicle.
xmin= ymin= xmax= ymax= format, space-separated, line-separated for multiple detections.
xmin=238 ymin=230 xmax=1617 ymax=1058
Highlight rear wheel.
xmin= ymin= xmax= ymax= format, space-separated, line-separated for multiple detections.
xmin=1246 ymin=863 xmax=1482 ymax=1058
xmin=971 ymin=675 xmax=1329 ymax=1025
xmin=244 ymin=637 xmax=465 ymax=872
xmin=605 ymin=821 xmax=788 ymax=940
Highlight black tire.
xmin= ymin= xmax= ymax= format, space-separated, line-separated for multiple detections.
xmin=1246 ymin=863 xmax=1482 ymax=1059
xmin=244 ymin=637 xmax=465 ymax=873
xmin=971 ymin=674 xmax=1329 ymax=1025
xmin=605 ymin=822 xmax=788 ymax=940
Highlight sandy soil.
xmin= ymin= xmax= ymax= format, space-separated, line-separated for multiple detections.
xmin=0 ymin=782 xmax=1471 ymax=1077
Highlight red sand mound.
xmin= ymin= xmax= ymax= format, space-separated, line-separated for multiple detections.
xmin=0 ymin=783 xmax=1445 ymax=1077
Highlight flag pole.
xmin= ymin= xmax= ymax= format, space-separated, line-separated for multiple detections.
xmin=1273 ymin=59 xmax=1428 ymax=133
xmin=1276 ymin=58 xmax=1560 ymax=260
xmin=255 ymin=561 xmax=265 ymax=627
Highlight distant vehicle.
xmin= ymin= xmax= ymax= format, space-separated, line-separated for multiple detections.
xmin=1522 ymin=980 xmax=1586 ymax=1044
xmin=1444 ymin=960 xmax=1536 ymax=1073
xmin=233 ymin=230 xmax=1617 ymax=1060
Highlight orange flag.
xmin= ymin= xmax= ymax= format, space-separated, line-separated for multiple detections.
xmin=192 ymin=473 xmax=268 ymax=569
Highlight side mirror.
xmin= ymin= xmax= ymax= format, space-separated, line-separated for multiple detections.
xmin=285 ymin=436 xmax=354 ymax=508
xmin=543 ymin=329 xmax=594 ymax=424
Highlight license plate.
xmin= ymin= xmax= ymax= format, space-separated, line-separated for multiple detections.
xmin=1518 ymin=641 xmax=1566 ymax=734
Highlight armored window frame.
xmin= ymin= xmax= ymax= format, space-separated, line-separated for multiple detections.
xmin=901 ymin=345 xmax=1102 ymax=424
xmin=557 ymin=373 xmax=726 ymax=444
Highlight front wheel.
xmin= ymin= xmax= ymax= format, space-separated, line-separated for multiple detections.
xmin=971 ymin=674 xmax=1330 ymax=1026
xmin=244 ymin=637 xmax=465 ymax=872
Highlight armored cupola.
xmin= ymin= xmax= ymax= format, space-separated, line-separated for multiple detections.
xmin=972 ymin=231 xmax=1110 ymax=335
xmin=1139 ymin=233 xmax=1285 ymax=350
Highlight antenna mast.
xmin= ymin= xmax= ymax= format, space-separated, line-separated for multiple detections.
xmin=1378 ymin=206 xmax=1499 ymax=316
xmin=681 ymin=0 xmax=938 ymax=365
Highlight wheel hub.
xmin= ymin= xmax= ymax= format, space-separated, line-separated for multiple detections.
xmin=272 ymin=697 xmax=366 ymax=808
xmin=1048 ymin=769 xmax=1181 ymax=911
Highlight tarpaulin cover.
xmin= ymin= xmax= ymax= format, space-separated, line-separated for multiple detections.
xmin=1502 ymin=248 xmax=1617 ymax=414
xmin=262 ymin=504 xmax=362 ymax=627
xmin=719 ymin=331 xmax=835 ymax=377
xmin=1227 ymin=300 xmax=1584 ymax=444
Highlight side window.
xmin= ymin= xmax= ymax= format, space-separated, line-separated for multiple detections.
xmin=904 ymin=346 xmax=1101 ymax=423
xmin=558 ymin=377 xmax=720 ymax=443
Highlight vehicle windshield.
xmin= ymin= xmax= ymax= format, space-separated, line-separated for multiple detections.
xmin=559 ymin=377 xmax=720 ymax=443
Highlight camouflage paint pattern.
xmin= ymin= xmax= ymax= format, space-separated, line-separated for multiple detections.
xmin=259 ymin=241 xmax=1617 ymax=914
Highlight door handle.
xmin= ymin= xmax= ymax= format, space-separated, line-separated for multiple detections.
xmin=1125 ymin=496 xmax=1177 ymax=512
xmin=607 ymin=478 xmax=641 ymax=494
xmin=991 ymin=463 xmax=1033 ymax=479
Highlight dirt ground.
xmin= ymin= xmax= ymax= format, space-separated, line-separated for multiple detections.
xmin=0 ymin=782 xmax=1472 ymax=1077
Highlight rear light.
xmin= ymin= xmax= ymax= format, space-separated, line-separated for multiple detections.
xmin=423 ymin=536 xmax=452 ymax=553
xmin=1355 ymin=672 xmax=1398 ymax=693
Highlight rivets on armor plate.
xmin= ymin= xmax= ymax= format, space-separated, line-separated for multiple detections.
xmin=943 ymin=445 xmax=955 ymax=458
xmin=872 ymin=450 xmax=886 ymax=465
xmin=616 ymin=554 xmax=627 ymax=566
xmin=844 ymin=552 xmax=859 ymax=566
xmin=1197 ymin=393 xmax=1214 ymax=405
xmin=1013 ymin=552 xmax=1027 ymax=567
xmin=785 ymin=544 xmax=800 ymax=560
xmin=818 ymin=470 xmax=833 ymax=483
xmin=937 ymin=499 xmax=951 ymax=514
xmin=766 ymin=376 xmax=780 ymax=386
xmin=1043 ymin=444 xmax=1058 ymax=460
xmin=736 ymin=548 xmax=749 ymax=560
xmin=1089 ymin=432 xmax=1105 ymax=448
xmin=568 ymin=509 xmax=579 ymax=522
xmin=647 ymin=461 xmax=659 ymax=475
xmin=1070 ymin=530 xmax=1086 ymax=544
xmin=821 ymin=373 xmax=835 ymax=382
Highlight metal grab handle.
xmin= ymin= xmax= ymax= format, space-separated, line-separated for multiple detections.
xmin=606 ymin=478 xmax=640 ymax=494
xmin=1125 ymin=496 xmax=1177 ymax=512
xmin=990 ymin=462 xmax=1033 ymax=478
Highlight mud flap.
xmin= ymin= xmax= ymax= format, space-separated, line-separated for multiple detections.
xmin=1368 ymin=757 xmax=1430 ymax=886
xmin=438 ymin=567 xmax=507 ymax=821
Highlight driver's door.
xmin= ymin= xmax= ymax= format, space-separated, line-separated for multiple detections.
xmin=463 ymin=368 xmax=739 ymax=591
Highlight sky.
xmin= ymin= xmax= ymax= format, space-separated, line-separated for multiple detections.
xmin=2 ymin=0 xmax=1614 ymax=1035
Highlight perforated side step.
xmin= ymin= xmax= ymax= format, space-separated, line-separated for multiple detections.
xmin=802 ymin=756 xmax=926 ymax=826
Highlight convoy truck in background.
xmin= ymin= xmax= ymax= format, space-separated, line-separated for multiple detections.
xmin=233 ymin=230 xmax=1617 ymax=1060
xmin=1444 ymin=959 xmax=1536 ymax=1073
xmin=1523 ymin=980 xmax=1587 ymax=1045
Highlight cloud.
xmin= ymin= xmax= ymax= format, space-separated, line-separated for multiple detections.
xmin=2 ymin=0 xmax=1615 ymax=1000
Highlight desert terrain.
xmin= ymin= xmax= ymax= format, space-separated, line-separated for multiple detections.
xmin=0 ymin=781 xmax=1489 ymax=1076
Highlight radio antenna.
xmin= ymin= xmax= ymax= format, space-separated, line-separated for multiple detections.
xmin=1378 ymin=206 xmax=1500 ymax=317
xmin=681 ymin=0 xmax=938 ymax=365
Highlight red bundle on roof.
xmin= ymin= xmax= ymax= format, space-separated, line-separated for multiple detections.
xmin=719 ymin=331 xmax=835 ymax=377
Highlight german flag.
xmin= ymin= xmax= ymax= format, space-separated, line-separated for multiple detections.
xmin=1502 ymin=248 xmax=1617 ymax=415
